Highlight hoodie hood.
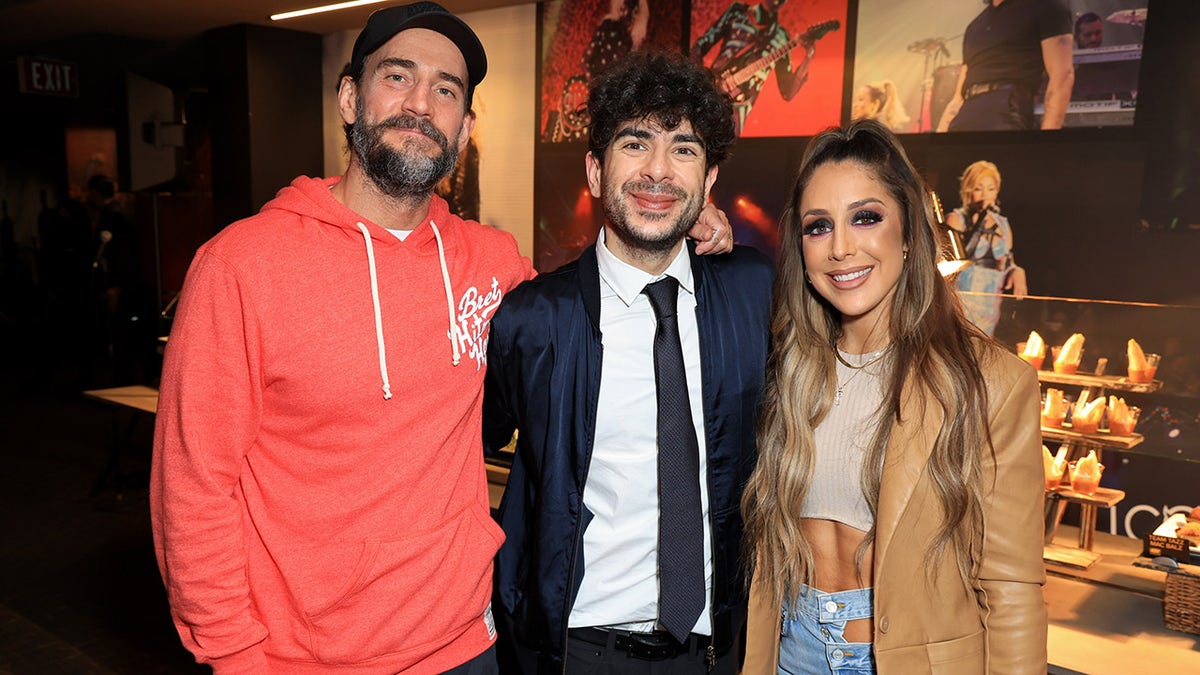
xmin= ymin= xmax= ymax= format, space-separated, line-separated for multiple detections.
xmin=261 ymin=176 xmax=456 ymax=251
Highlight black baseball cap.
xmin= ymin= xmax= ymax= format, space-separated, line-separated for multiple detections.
xmin=350 ymin=2 xmax=487 ymax=93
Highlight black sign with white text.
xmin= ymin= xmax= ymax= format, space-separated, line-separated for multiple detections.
xmin=17 ymin=57 xmax=79 ymax=98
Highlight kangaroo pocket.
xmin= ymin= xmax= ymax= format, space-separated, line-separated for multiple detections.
xmin=303 ymin=506 xmax=505 ymax=664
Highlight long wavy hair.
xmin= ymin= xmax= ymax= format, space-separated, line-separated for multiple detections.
xmin=742 ymin=119 xmax=995 ymax=605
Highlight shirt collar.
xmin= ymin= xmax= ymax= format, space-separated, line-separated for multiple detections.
xmin=596 ymin=228 xmax=695 ymax=308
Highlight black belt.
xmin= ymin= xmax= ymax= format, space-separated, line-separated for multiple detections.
xmin=568 ymin=626 xmax=710 ymax=661
xmin=963 ymin=81 xmax=1015 ymax=100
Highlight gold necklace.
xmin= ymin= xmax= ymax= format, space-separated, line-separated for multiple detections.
xmin=834 ymin=347 xmax=889 ymax=405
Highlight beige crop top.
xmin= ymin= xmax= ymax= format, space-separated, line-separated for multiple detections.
xmin=798 ymin=349 xmax=888 ymax=533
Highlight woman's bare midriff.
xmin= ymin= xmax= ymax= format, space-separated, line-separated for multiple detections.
xmin=802 ymin=518 xmax=875 ymax=643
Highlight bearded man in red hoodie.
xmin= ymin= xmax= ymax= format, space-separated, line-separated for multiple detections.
xmin=151 ymin=3 xmax=732 ymax=673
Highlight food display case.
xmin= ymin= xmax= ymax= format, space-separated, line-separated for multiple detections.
xmin=981 ymin=292 xmax=1200 ymax=568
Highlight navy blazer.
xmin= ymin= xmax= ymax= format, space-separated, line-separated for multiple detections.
xmin=484 ymin=242 xmax=773 ymax=668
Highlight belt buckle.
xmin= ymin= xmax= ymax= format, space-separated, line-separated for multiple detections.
xmin=968 ymin=82 xmax=1013 ymax=100
xmin=965 ymin=83 xmax=991 ymax=99
xmin=620 ymin=631 xmax=679 ymax=661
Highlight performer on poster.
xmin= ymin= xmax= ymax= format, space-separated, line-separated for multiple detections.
xmin=584 ymin=0 xmax=649 ymax=79
xmin=691 ymin=0 xmax=839 ymax=133
xmin=850 ymin=80 xmax=911 ymax=133
xmin=936 ymin=0 xmax=1074 ymax=131
xmin=437 ymin=110 xmax=481 ymax=221
xmin=947 ymin=160 xmax=1027 ymax=336
xmin=543 ymin=0 xmax=653 ymax=142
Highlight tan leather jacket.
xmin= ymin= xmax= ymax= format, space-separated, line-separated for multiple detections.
xmin=744 ymin=348 xmax=1047 ymax=674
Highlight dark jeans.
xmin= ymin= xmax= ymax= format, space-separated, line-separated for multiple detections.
xmin=444 ymin=644 xmax=500 ymax=675
xmin=949 ymin=86 xmax=1035 ymax=131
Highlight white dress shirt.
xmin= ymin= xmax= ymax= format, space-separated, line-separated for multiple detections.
xmin=567 ymin=229 xmax=713 ymax=636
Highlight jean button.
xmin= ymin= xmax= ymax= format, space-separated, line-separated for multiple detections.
xmin=831 ymin=648 xmax=845 ymax=661
xmin=824 ymin=601 xmax=839 ymax=614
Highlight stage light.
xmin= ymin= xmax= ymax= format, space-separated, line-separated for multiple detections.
xmin=731 ymin=194 xmax=780 ymax=248
xmin=574 ymin=187 xmax=592 ymax=222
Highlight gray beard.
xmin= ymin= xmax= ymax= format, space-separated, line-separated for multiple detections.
xmin=349 ymin=109 xmax=460 ymax=201
xmin=603 ymin=179 xmax=703 ymax=253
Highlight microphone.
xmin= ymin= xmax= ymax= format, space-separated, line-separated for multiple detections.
xmin=964 ymin=200 xmax=993 ymax=228
xmin=906 ymin=38 xmax=946 ymax=54
xmin=93 ymin=230 xmax=113 ymax=269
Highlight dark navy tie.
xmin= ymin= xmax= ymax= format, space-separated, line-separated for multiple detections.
xmin=643 ymin=277 xmax=704 ymax=643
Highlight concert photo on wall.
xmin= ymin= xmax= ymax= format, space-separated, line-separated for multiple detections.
xmin=851 ymin=0 xmax=1147 ymax=133
xmin=690 ymin=0 xmax=848 ymax=138
xmin=538 ymin=0 xmax=685 ymax=143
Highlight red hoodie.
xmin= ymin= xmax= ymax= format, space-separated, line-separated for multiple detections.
xmin=150 ymin=176 xmax=533 ymax=673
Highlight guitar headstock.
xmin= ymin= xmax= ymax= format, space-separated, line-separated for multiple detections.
xmin=801 ymin=19 xmax=841 ymax=44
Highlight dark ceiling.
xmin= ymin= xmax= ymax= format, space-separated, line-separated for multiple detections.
xmin=0 ymin=0 xmax=532 ymax=49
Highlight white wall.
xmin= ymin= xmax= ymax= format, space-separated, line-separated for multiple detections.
xmin=321 ymin=4 xmax=537 ymax=259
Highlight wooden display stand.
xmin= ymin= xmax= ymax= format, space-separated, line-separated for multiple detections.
xmin=1038 ymin=358 xmax=1159 ymax=569
xmin=1044 ymin=486 xmax=1126 ymax=568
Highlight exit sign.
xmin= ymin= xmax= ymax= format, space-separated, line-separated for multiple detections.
xmin=17 ymin=57 xmax=79 ymax=98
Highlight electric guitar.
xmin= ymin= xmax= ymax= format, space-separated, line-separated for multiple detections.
xmin=718 ymin=19 xmax=840 ymax=103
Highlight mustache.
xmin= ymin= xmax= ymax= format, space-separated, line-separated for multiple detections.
xmin=375 ymin=114 xmax=449 ymax=147
xmin=622 ymin=180 xmax=687 ymax=200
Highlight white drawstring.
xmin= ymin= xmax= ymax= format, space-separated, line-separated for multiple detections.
xmin=430 ymin=220 xmax=461 ymax=366
xmin=357 ymin=222 xmax=393 ymax=399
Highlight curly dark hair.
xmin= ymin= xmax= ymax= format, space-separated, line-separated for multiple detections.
xmin=586 ymin=50 xmax=735 ymax=169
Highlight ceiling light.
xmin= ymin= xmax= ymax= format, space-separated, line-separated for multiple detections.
xmin=271 ymin=0 xmax=389 ymax=21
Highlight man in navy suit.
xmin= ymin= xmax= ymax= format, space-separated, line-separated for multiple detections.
xmin=484 ymin=50 xmax=773 ymax=673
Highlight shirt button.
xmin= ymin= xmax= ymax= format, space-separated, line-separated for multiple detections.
xmin=879 ymin=616 xmax=890 ymax=633
xmin=831 ymin=648 xmax=845 ymax=661
xmin=824 ymin=601 xmax=839 ymax=614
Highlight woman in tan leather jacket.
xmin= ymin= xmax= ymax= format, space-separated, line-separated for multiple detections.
xmin=741 ymin=119 xmax=1046 ymax=674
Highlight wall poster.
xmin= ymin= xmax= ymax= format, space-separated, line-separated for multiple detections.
xmin=851 ymin=0 xmax=1147 ymax=133
xmin=539 ymin=0 xmax=685 ymax=143
xmin=690 ymin=0 xmax=849 ymax=138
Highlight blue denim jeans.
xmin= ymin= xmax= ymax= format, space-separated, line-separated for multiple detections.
xmin=778 ymin=585 xmax=876 ymax=675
